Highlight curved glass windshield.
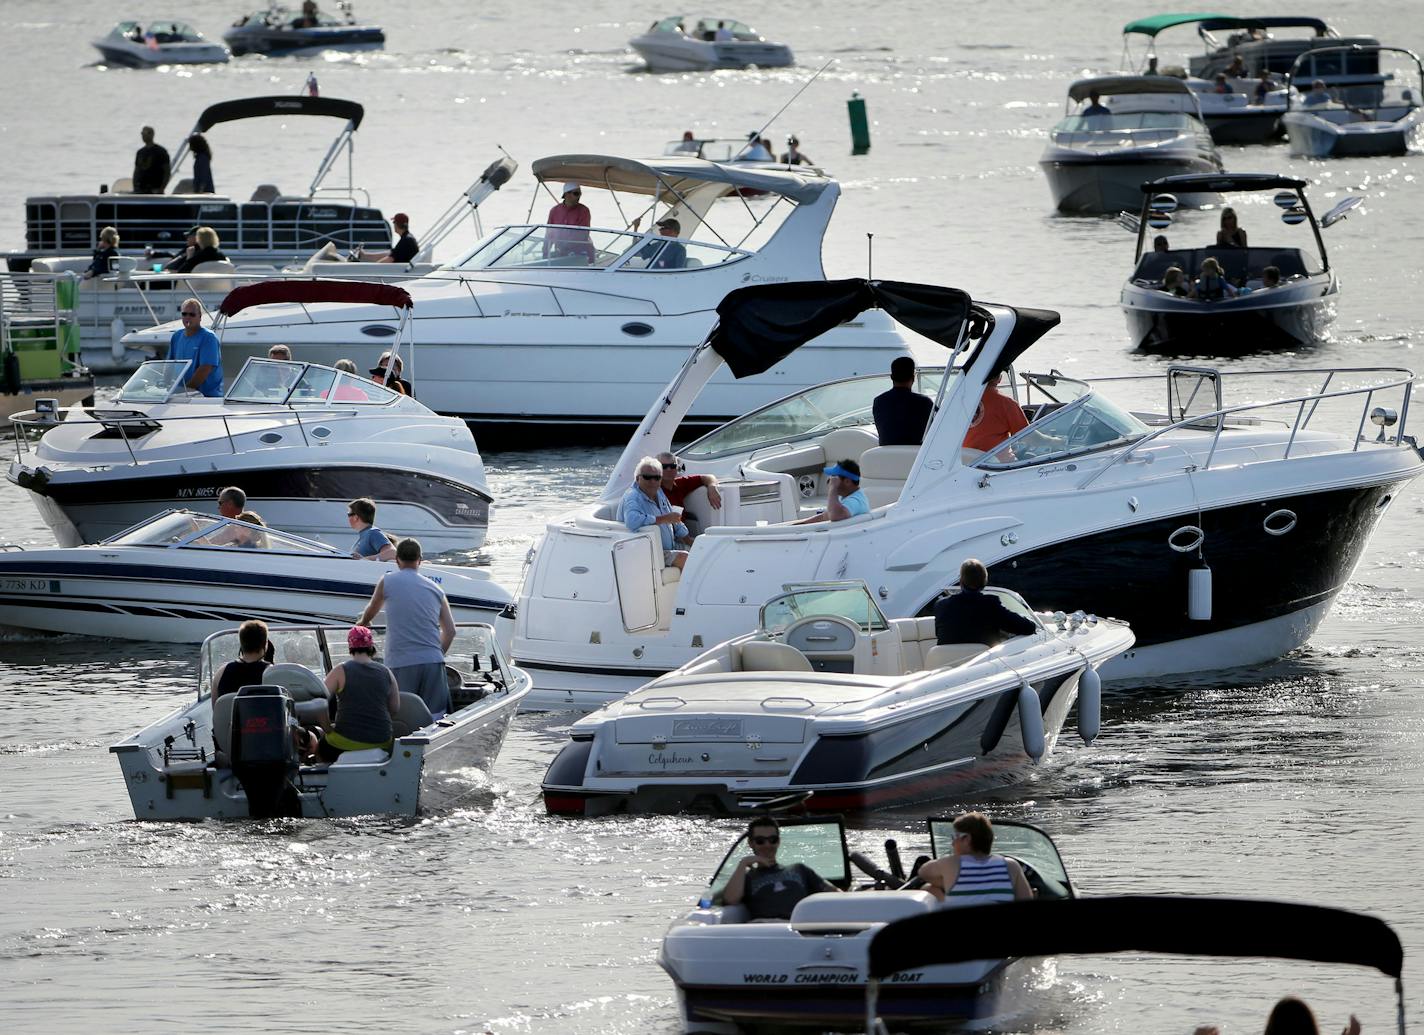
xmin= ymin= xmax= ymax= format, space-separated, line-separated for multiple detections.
xmin=708 ymin=820 xmax=849 ymax=902
xmin=227 ymin=359 xmax=305 ymax=403
xmin=225 ymin=361 xmax=397 ymax=406
xmin=975 ymin=393 xmax=1148 ymax=469
xmin=452 ymin=225 xmax=748 ymax=272
xmin=928 ymin=820 xmax=1071 ymax=898
xmin=683 ymin=369 xmax=948 ymax=461
xmin=1056 ymin=112 xmax=1193 ymax=133
xmin=118 ymin=361 xmax=191 ymax=404
xmin=759 ymin=582 xmax=889 ymax=635
xmin=106 ymin=511 xmax=219 ymax=546
xmin=186 ymin=520 xmax=335 ymax=554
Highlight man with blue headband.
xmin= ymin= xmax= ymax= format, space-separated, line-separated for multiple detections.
xmin=793 ymin=458 xmax=869 ymax=524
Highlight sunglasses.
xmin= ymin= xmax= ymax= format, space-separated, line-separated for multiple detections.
xmin=640 ymin=473 xmax=662 ymax=481
xmin=180 ymin=310 xmax=200 ymax=317
xmin=661 ymin=463 xmax=680 ymax=471
xmin=751 ymin=835 xmax=780 ymax=846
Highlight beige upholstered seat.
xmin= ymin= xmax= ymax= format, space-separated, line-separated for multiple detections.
xmin=264 ymin=663 xmax=329 ymax=702
xmin=740 ymin=640 xmax=814 ymax=672
xmin=860 ymin=445 xmax=920 ymax=507
xmin=925 ymin=643 xmax=986 ymax=669
xmin=170 ymin=178 xmax=196 ymax=194
xmin=392 ymin=692 xmax=434 ymax=738
xmin=819 ymin=427 xmax=878 ymax=468
xmin=110 ymin=177 xmax=134 ymax=193
xmin=212 ymin=692 xmax=237 ymax=755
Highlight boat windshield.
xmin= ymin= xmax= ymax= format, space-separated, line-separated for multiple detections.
xmin=760 ymin=582 xmax=890 ymax=635
xmin=682 ymin=369 xmax=950 ymax=461
xmin=708 ymin=819 xmax=850 ymax=902
xmin=226 ymin=359 xmax=398 ymax=406
xmin=118 ymin=361 xmax=192 ymax=404
xmin=1055 ymin=112 xmax=1193 ymax=133
xmin=452 ymin=224 xmax=748 ymax=273
xmin=692 ymin=18 xmax=755 ymax=35
xmin=103 ymin=511 xmax=341 ymax=554
xmin=928 ymin=819 xmax=1072 ymax=899
xmin=975 ymin=392 xmax=1149 ymax=470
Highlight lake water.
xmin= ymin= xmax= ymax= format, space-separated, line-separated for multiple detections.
xmin=2 ymin=1 xmax=1423 ymax=1032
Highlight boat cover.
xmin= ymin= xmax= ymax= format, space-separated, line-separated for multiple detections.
xmin=1197 ymin=16 xmax=1330 ymax=35
xmin=195 ymin=96 xmax=364 ymax=132
xmin=218 ymin=280 xmax=412 ymax=317
xmin=707 ymin=279 xmax=973 ymax=379
xmin=1142 ymin=173 xmax=1307 ymax=193
xmin=867 ymin=896 xmax=1404 ymax=980
xmin=1068 ymin=75 xmax=1196 ymax=100
xmin=530 ymin=154 xmax=827 ymax=204
xmin=1121 ymin=13 xmax=1235 ymax=37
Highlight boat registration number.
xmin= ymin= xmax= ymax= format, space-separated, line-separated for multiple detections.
xmin=1 ymin=578 xmax=59 ymax=594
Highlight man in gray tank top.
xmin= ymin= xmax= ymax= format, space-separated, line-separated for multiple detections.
xmin=358 ymin=537 xmax=457 ymax=716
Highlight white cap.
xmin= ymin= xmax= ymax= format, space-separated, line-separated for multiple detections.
xmin=562 ymin=182 xmax=582 ymax=196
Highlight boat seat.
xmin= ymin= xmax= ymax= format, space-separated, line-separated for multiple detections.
xmin=188 ymin=259 xmax=237 ymax=292
xmin=820 ymin=427 xmax=879 ymax=469
xmin=859 ymin=445 xmax=919 ymax=508
xmin=330 ymin=747 xmax=389 ymax=767
xmin=392 ymin=692 xmax=434 ymax=738
xmin=660 ymin=566 xmax=681 ymax=586
xmin=265 ymin=663 xmax=329 ymax=702
xmin=110 ymin=177 xmax=134 ymax=193
xmin=926 ymin=643 xmax=986 ymax=669
xmin=739 ymin=640 xmax=813 ymax=673
xmin=789 ymin=890 xmax=937 ymax=928
xmin=212 ymin=691 xmax=237 ymax=756
xmin=170 ymin=177 xmax=195 ymax=194
xmin=891 ymin=616 xmax=938 ymax=671
xmin=250 ymin=184 xmax=282 ymax=203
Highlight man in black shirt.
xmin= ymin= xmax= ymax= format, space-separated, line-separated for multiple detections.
xmin=132 ymin=126 xmax=170 ymax=195
xmin=872 ymin=356 xmax=934 ymax=446
xmin=721 ymin=816 xmax=839 ymax=920
xmin=362 ymin=212 xmax=420 ymax=264
xmin=934 ymin=558 xmax=1038 ymax=647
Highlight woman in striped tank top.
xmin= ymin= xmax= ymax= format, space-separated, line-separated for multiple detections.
xmin=917 ymin=812 xmax=1033 ymax=908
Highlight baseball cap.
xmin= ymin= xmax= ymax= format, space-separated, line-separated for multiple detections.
xmin=655 ymin=217 xmax=681 ymax=233
xmin=347 ymin=625 xmax=375 ymax=650
xmin=392 ymin=212 xmax=409 ymax=225
xmin=562 ymin=181 xmax=582 ymax=196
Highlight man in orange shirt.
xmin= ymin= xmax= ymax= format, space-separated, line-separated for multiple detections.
xmin=962 ymin=374 xmax=1027 ymax=457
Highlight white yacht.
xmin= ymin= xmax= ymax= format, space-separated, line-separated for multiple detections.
xmin=91 ymin=21 xmax=230 ymax=67
xmin=630 ymin=16 xmax=793 ymax=73
xmin=1040 ymin=76 xmax=1223 ymax=215
xmin=9 ymin=282 xmax=491 ymax=551
xmin=541 ymin=581 xmax=1130 ymax=812
xmin=122 ymin=155 xmax=911 ymax=435
xmin=509 ymin=278 xmax=1423 ymax=702
xmin=1281 ymin=45 xmax=1424 ymax=158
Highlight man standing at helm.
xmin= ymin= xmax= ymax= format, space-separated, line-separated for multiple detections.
xmin=544 ymin=181 xmax=593 ymax=262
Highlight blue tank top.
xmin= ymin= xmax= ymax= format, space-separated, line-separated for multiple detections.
xmin=942 ymin=855 xmax=1016 ymax=908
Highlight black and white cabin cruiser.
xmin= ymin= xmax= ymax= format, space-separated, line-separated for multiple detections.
xmin=541 ymin=581 xmax=1130 ymax=813
xmin=0 ymin=510 xmax=512 ymax=643
xmin=91 ymin=21 xmax=230 ymax=67
xmin=8 ymin=95 xmax=391 ymax=270
xmin=1281 ymin=46 xmax=1424 ymax=158
xmin=629 ymin=16 xmax=793 ymax=73
xmin=1120 ymin=173 xmax=1354 ymax=352
xmin=1040 ymin=76 xmax=1223 ymax=215
xmin=662 ymin=816 xmax=1075 ymax=1034
xmin=110 ymin=622 xmax=529 ymax=820
xmin=510 ymin=278 xmax=1423 ymax=699
xmin=223 ymin=3 xmax=384 ymax=56
xmin=122 ymin=155 xmax=911 ymax=435
xmin=8 ymin=283 xmax=491 ymax=550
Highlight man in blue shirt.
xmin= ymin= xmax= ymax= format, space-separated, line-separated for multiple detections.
xmin=794 ymin=459 xmax=870 ymax=524
xmin=347 ymin=496 xmax=396 ymax=561
xmin=620 ymin=455 xmax=689 ymax=569
xmin=169 ymin=297 xmax=224 ymax=397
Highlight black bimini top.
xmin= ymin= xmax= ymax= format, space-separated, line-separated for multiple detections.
xmin=1143 ymin=172 xmax=1307 ymax=194
xmin=196 ymin=96 xmax=365 ymax=133
xmin=1200 ymin=16 xmax=1330 ymax=35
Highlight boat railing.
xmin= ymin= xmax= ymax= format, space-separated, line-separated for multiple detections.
xmin=0 ymin=271 xmax=82 ymax=367
xmin=8 ymin=404 xmax=364 ymax=467
xmin=1073 ymin=365 xmax=1416 ymax=488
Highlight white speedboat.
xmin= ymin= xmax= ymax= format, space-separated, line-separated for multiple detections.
xmin=661 ymin=816 xmax=1075 ymax=1034
xmin=509 ymin=278 xmax=1423 ymax=698
xmin=0 ymin=509 xmax=511 ymax=643
xmin=1281 ymin=45 xmax=1424 ymax=158
xmin=91 ymin=21 xmax=230 ymax=67
xmin=110 ymin=621 xmax=529 ymax=820
xmin=1119 ymin=173 xmax=1353 ymax=352
xmin=223 ymin=4 xmax=384 ymax=57
xmin=122 ymin=155 xmax=911 ymax=436
xmin=541 ymin=581 xmax=1129 ymax=811
xmin=1040 ymin=75 xmax=1223 ymax=215
xmin=9 ymin=282 xmax=491 ymax=551
xmin=630 ymin=16 xmax=793 ymax=73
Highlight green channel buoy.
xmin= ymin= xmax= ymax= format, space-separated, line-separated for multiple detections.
xmin=848 ymin=91 xmax=870 ymax=154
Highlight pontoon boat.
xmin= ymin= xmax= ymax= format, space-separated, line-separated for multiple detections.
xmin=630 ymin=16 xmax=793 ymax=73
xmin=91 ymin=21 xmax=230 ymax=67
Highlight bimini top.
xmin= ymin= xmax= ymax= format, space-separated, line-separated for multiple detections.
xmin=1142 ymin=172 xmax=1308 ymax=194
xmin=195 ymin=96 xmax=365 ymax=133
xmin=218 ymin=280 xmax=412 ymax=317
xmin=1122 ymin=13 xmax=1330 ymax=37
xmin=1068 ymin=75 xmax=1196 ymax=101
xmin=867 ymin=896 xmax=1405 ymax=981
xmin=1121 ymin=12 xmax=1233 ymax=37
xmin=529 ymin=154 xmax=829 ymax=205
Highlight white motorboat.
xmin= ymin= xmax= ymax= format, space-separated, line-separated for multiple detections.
xmin=110 ymin=621 xmax=529 ymax=820
xmin=1119 ymin=173 xmax=1355 ymax=352
xmin=1281 ymin=45 xmax=1424 ymax=158
xmin=541 ymin=581 xmax=1130 ymax=813
xmin=630 ymin=16 xmax=793 ymax=73
xmin=8 ymin=282 xmax=491 ymax=551
xmin=223 ymin=3 xmax=384 ymax=57
xmin=661 ymin=816 xmax=1075 ymax=1034
xmin=0 ymin=509 xmax=511 ymax=643
xmin=122 ymin=155 xmax=911 ymax=436
xmin=91 ymin=21 xmax=230 ymax=67
xmin=1040 ymin=75 xmax=1223 ymax=215
xmin=509 ymin=278 xmax=1423 ymax=701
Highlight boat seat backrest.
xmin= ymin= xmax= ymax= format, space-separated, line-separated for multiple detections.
xmin=739 ymin=640 xmax=813 ymax=672
xmin=859 ymin=445 xmax=919 ymax=508
xmin=392 ymin=692 xmax=434 ymax=738
xmin=250 ymin=184 xmax=282 ymax=203
xmin=190 ymin=260 xmax=237 ymax=274
xmin=819 ymin=427 xmax=879 ymax=469
xmin=891 ymin=616 xmax=938 ymax=672
xmin=212 ymin=692 xmax=236 ymax=756
xmin=170 ymin=178 xmax=195 ymax=194
xmin=264 ymin=663 xmax=329 ymax=702
xmin=110 ymin=177 xmax=134 ymax=194
xmin=1135 ymin=247 xmax=1312 ymax=285
xmin=789 ymin=890 xmax=937 ymax=927
xmin=926 ymin=642 xmax=987 ymax=669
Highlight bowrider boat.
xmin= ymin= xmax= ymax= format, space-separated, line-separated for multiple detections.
xmin=1120 ymin=173 xmax=1355 ymax=352
xmin=541 ymin=581 xmax=1129 ymax=811
xmin=9 ymin=282 xmax=491 ymax=550
xmin=630 ymin=16 xmax=793 ymax=73
xmin=223 ymin=3 xmax=384 ymax=56
xmin=123 ymin=155 xmax=911 ymax=436
xmin=1041 ymin=76 xmax=1223 ymax=215
xmin=91 ymin=21 xmax=230 ymax=67
xmin=510 ymin=278 xmax=1423 ymax=695
xmin=866 ymin=897 xmax=1406 ymax=1035
xmin=0 ymin=509 xmax=511 ymax=643
xmin=1281 ymin=46 xmax=1424 ymax=158
xmin=662 ymin=816 xmax=1075 ymax=1034
xmin=110 ymin=621 xmax=529 ymax=820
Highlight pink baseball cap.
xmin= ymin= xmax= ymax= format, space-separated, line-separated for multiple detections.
xmin=347 ymin=625 xmax=375 ymax=650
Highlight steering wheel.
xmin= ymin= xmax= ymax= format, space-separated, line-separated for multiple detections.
xmin=784 ymin=614 xmax=860 ymax=654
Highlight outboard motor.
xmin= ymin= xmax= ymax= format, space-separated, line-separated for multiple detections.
xmin=229 ymin=684 xmax=302 ymax=819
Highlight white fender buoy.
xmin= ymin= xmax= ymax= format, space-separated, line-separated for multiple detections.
xmin=1018 ymin=681 xmax=1045 ymax=762
xmin=110 ymin=315 xmax=126 ymax=362
xmin=1188 ymin=565 xmax=1212 ymax=621
xmin=1078 ymin=666 xmax=1102 ymax=745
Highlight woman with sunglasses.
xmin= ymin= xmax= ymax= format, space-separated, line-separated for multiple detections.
xmin=917 ymin=811 xmax=1033 ymax=907
xmin=721 ymin=816 xmax=840 ymax=920
xmin=618 ymin=455 xmax=689 ymax=570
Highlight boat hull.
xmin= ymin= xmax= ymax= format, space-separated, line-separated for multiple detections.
xmin=222 ymin=26 xmax=385 ymax=57
xmin=630 ymin=38 xmax=793 ymax=73
xmin=1122 ymin=290 xmax=1336 ymax=352
xmin=1041 ymin=157 xmax=1221 ymax=214
xmin=1204 ymin=110 xmax=1284 ymax=144
xmin=1283 ymin=111 xmax=1423 ymax=158
xmin=91 ymin=42 xmax=229 ymax=67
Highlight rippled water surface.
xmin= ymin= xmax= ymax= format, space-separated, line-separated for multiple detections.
xmin=2 ymin=1 xmax=1423 ymax=1032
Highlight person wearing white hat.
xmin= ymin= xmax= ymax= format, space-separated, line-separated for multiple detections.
xmin=741 ymin=132 xmax=772 ymax=161
xmin=544 ymin=180 xmax=594 ymax=263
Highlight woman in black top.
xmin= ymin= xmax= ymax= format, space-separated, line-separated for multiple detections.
xmin=189 ymin=133 xmax=214 ymax=193
xmin=83 ymin=226 xmax=121 ymax=280
xmin=1216 ymin=207 xmax=1247 ymax=248
xmin=212 ymin=619 xmax=271 ymax=700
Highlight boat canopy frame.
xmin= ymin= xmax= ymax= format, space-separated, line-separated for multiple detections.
xmin=1283 ymin=44 xmax=1424 ymax=113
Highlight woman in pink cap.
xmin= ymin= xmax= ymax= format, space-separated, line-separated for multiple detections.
xmin=312 ymin=625 xmax=401 ymax=762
